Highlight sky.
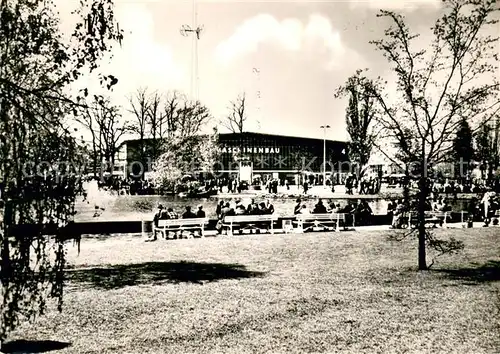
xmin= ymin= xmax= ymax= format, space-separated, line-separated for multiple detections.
xmin=55 ymin=0 xmax=448 ymax=143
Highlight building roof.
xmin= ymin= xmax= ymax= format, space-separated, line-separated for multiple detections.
xmin=218 ymin=132 xmax=347 ymax=145
xmin=120 ymin=131 xmax=348 ymax=147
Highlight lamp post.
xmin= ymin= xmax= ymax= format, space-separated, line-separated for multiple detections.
xmin=320 ymin=125 xmax=331 ymax=187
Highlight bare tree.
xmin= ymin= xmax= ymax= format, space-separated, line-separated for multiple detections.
xmin=147 ymin=91 xmax=168 ymax=160
xmin=222 ymin=93 xmax=247 ymax=133
xmin=366 ymin=0 xmax=499 ymax=270
xmin=75 ymin=99 xmax=102 ymax=177
xmin=176 ymin=100 xmax=211 ymax=139
xmin=164 ymin=91 xmax=182 ymax=139
xmin=128 ymin=88 xmax=150 ymax=168
xmin=79 ymin=96 xmax=129 ymax=175
xmin=98 ymin=97 xmax=129 ymax=168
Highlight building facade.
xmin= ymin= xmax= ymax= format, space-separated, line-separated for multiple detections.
xmin=115 ymin=132 xmax=351 ymax=184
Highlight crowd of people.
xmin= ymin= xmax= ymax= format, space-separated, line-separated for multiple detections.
xmin=215 ymin=199 xmax=275 ymax=218
xmin=389 ymin=197 xmax=457 ymax=229
xmin=149 ymin=190 xmax=500 ymax=239
xmin=83 ymin=176 xmax=153 ymax=196
xmin=216 ymin=176 xmax=282 ymax=194
xmin=153 ymin=204 xmax=206 ymax=222
xmin=212 ymin=199 xmax=276 ymax=234
xmin=345 ymin=174 xmax=382 ymax=195
xmin=387 ymin=191 xmax=500 ymax=229
xmin=431 ymin=180 xmax=490 ymax=196
xmin=292 ymin=198 xmax=374 ymax=226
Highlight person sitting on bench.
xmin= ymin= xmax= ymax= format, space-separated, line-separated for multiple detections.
xmin=387 ymin=200 xmax=395 ymax=218
xmin=299 ymin=204 xmax=310 ymax=214
xmin=235 ymin=200 xmax=246 ymax=215
xmin=249 ymin=203 xmax=260 ymax=215
xmin=356 ymin=200 xmax=373 ymax=226
xmin=329 ymin=203 xmax=341 ymax=213
xmin=247 ymin=199 xmax=258 ymax=214
xmin=440 ymin=199 xmax=452 ymax=212
xmin=391 ymin=199 xmax=405 ymax=229
xmin=216 ymin=200 xmax=224 ymax=219
xmin=164 ymin=207 xmax=180 ymax=239
xmin=293 ymin=199 xmax=302 ymax=215
xmin=265 ymin=199 xmax=275 ymax=215
xmin=182 ymin=206 xmax=197 ymax=219
xmin=312 ymin=199 xmax=327 ymax=214
xmin=181 ymin=206 xmax=198 ymax=238
xmin=196 ymin=205 xmax=206 ymax=218
xmin=216 ymin=202 xmax=234 ymax=234
xmin=166 ymin=207 xmax=178 ymax=219
xmin=153 ymin=204 xmax=165 ymax=227
xmin=152 ymin=204 xmax=167 ymax=241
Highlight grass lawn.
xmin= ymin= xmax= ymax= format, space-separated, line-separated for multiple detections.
xmin=4 ymin=228 xmax=500 ymax=354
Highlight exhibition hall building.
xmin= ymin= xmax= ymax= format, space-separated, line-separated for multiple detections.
xmin=114 ymin=132 xmax=351 ymax=184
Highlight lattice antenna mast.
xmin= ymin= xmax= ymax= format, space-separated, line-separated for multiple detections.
xmin=180 ymin=0 xmax=204 ymax=102
xmin=252 ymin=67 xmax=262 ymax=131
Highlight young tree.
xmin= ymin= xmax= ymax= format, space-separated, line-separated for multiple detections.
xmin=392 ymin=127 xmax=422 ymax=208
xmin=221 ymin=93 xmax=247 ymax=134
xmin=366 ymin=0 xmax=499 ymax=269
xmin=0 ymin=0 xmax=122 ymax=342
xmin=335 ymin=70 xmax=378 ymax=180
xmin=453 ymin=118 xmax=474 ymax=180
xmin=152 ymin=102 xmax=214 ymax=192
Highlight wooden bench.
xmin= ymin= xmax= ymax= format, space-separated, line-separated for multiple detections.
xmin=221 ymin=214 xmax=279 ymax=235
xmin=427 ymin=211 xmax=450 ymax=228
xmin=294 ymin=213 xmax=350 ymax=233
xmin=405 ymin=211 xmax=450 ymax=229
xmin=154 ymin=218 xmax=209 ymax=239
